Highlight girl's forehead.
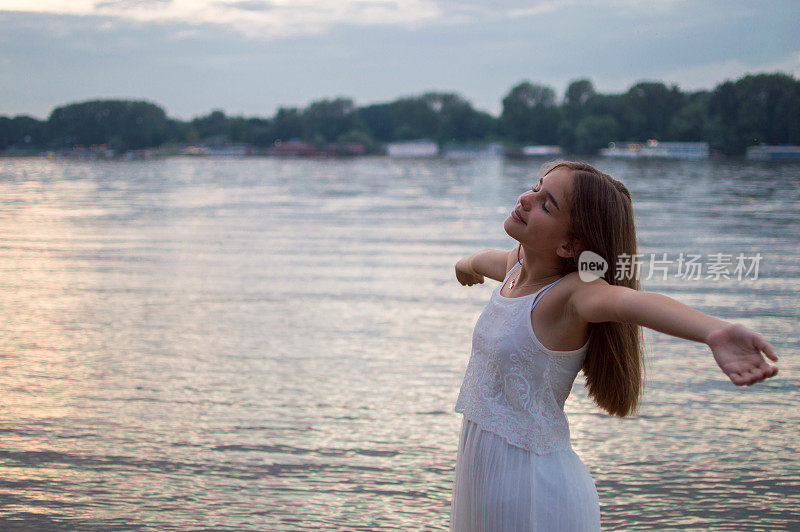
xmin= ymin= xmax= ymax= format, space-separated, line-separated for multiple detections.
xmin=542 ymin=167 xmax=574 ymax=192
xmin=543 ymin=165 xmax=571 ymax=181
xmin=542 ymin=167 xmax=577 ymax=216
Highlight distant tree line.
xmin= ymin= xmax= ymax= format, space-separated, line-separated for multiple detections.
xmin=1 ymin=73 xmax=798 ymax=156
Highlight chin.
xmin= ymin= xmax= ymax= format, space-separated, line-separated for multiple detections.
xmin=503 ymin=217 xmax=522 ymax=240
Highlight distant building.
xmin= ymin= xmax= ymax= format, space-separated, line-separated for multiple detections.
xmin=386 ymin=139 xmax=439 ymax=157
xmin=267 ymin=140 xmax=320 ymax=157
xmin=179 ymin=145 xmax=252 ymax=157
xmin=206 ymin=145 xmax=251 ymax=157
xmin=746 ymin=145 xmax=800 ymax=161
xmin=59 ymin=145 xmax=116 ymax=159
xmin=325 ymin=142 xmax=367 ymax=157
xmin=179 ymin=146 xmax=209 ymax=156
xmin=505 ymin=145 xmax=563 ymax=158
xmin=443 ymin=142 xmax=503 ymax=159
xmin=600 ymin=140 xmax=709 ymax=159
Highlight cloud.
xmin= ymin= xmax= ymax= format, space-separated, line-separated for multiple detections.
xmin=1 ymin=0 xmax=579 ymax=39
xmin=0 ymin=0 xmax=443 ymax=38
xmin=766 ymin=51 xmax=800 ymax=76
xmin=217 ymin=0 xmax=275 ymax=12
xmin=95 ymin=0 xmax=172 ymax=9
xmin=1 ymin=1 xmax=798 ymax=119
xmin=660 ymin=50 xmax=800 ymax=91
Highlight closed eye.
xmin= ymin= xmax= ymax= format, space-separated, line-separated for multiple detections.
xmin=540 ymin=199 xmax=550 ymax=213
xmin=531 ymin=178 xmax=549 ymax=212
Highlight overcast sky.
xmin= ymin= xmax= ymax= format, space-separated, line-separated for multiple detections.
xmin=1 ymin=0 xmax=799 ymax=120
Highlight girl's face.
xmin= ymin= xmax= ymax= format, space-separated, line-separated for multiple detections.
xmin=503 ymin=166 xmax=575 ymax=259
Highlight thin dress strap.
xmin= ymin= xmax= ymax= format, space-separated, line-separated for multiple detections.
xmin=531 ymin=277 xmax=564 ymax=310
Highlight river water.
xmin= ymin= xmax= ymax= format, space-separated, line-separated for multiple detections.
xmin=0 ymin=156 xmax=798 ymax=530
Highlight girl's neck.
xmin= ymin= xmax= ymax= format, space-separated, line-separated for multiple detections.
xmin=515 ymin=248 xmax=563 ymax=289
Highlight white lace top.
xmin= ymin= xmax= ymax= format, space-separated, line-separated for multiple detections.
xmin=455 ymin=260 xmax=589 ymax=454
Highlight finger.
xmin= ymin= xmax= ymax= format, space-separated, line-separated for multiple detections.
xmin=755 ymin=335 xmax=778 ymax=361
xmin=750 ymin=365 xmax=778 ymax=383
xmin=758 ymin=366 xmax=778 ymax=382
xmin=756 ymin=360 xmax=776 ymax=373
xmin=730 ymin=372 xmax=747 ymax=386
xmin=737 ymin=370 xmax=758 ymax=386
xmin=741 ymin=368 xmax=760 ymax=385
xmin=744 ymin=367 xmax=762 ymax=385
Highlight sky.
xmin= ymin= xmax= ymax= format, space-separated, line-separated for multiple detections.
xmin=1 ymin=0 xmax=799 ymax=120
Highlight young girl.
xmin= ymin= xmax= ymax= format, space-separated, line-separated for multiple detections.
xmin=450 ymin=160 xmax=779 ymax=531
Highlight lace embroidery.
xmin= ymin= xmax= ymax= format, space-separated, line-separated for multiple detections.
xmin=455 ymin=268 xmax=587 ymax=454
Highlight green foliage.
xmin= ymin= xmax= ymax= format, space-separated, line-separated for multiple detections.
xmin=0 ymin=115 xmax=45 ymax=151
xmin=707 ymin=73 xmax=800 ymax=154
xmin=301 ymin=98 xmax=362 ymax=144
xmin=47 ymin=100 xmax=169 ymax=150
xmin=574 ymin=115 xmax=619 ymax=154
xmin=620 ymin=82 xmax=685 ymax=141
xmin=272 ymin=107 xmax=302 ymax=142
xmin=358 ymin=103 xmax=394 ymax=142
xmin=501 ymin=82 xmax=560 ymax=144
xmin=191 ymin=110 xmax=228 ymax=141
xmin=1 ymin=72 xmax=799 ymax=155
xmin=389 ymin=96 xmax=440 ymax=140
xmin=668 ymin=92 xmax=712 ymax=141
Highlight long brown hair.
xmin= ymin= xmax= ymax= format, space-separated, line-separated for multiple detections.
xmin=544 ymin=160 xmax=644 ymax=417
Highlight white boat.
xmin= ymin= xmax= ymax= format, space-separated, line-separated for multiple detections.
xmin=746 ymin=145 xmax=800 ymax=161
xmin=386 ymin=139 xmax=439 ymax=157
xmin=600 ymin=140 xmax=709 ymax=159
xmin=504 ymin=145 xmax=562 ymax=158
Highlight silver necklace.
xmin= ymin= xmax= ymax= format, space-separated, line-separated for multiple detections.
xmin=507 ymin=267 xmax=558 ymax=292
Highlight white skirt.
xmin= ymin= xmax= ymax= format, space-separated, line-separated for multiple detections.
xmin=450 ymin=418 xmax=601 ymax=532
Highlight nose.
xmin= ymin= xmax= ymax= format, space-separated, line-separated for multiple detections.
xmin=519 ymin=189 xmax=535 ymax=209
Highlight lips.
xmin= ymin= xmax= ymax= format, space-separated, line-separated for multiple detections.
xmin=511 ymin=207 xmax=527 ymax=224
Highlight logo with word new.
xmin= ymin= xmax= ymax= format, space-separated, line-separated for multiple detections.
xmin=578 ymin=251 xmax=608 ymax=282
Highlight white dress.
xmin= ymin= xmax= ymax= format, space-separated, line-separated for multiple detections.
xmin=451 ymin=260 xmax=601 ymax=531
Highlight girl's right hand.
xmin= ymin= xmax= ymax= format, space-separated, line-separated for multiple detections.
xmin=455 ymin=258 xmax=484 ymax=286
xmin=706 ymin=323 xmax=779 ymax=386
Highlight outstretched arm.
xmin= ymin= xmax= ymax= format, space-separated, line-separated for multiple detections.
xmin=571 ymin=279 xmax=779 ymax=386
xmin=455 ymin=247 xmax=518 ymax=285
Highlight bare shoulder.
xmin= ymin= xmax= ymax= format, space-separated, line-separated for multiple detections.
xmin=543 ymin=271 xmax=588 ymax=317
xmin=562 ymin=271 xmax=609 ymax=294
xmin=562 ymin=272 xmax=636 ymax=324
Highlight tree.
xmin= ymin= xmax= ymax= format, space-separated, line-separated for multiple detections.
xmin=501 ymin=81 xmax=560 ymax=144
xmin=621 ymin=82 xmax=685 ymax=141
xmin=272 ymin=107 xmax=303 ymax=141
xmin=47 ymin=100 xmax=169 ymax=150
xmin=574 ymin=114 xmax=618 ymax=154
xmin=563 ymin=79 xmax=596 ymax=119
xmin=0 ymin=115 xmax=46 ymax=151
xmin=301 ymin=98 xmax=361 ymax=143
xmin=390 ymin=96 xmax=439 ymax=140
xmin=358 ymin=103 xmax=394 ymax=142
xmin=707 ymin=73 xmax=800 ymax=154
xmin=667 ymin=91 xmax=711 ymax=141
xmin=244 ymin=117 xmax=274 ymax=147
xmin=424 ymin=92 xmax=496 ymax=144
xmin=191 ymin=110 xmax=228 ymax=142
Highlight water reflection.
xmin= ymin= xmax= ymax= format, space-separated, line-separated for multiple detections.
xmin=0 ymin=157 xmax=798 ymax=530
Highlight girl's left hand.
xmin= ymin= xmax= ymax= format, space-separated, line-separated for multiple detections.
xmin=706 ymin=324 xmax=779 ymax=386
